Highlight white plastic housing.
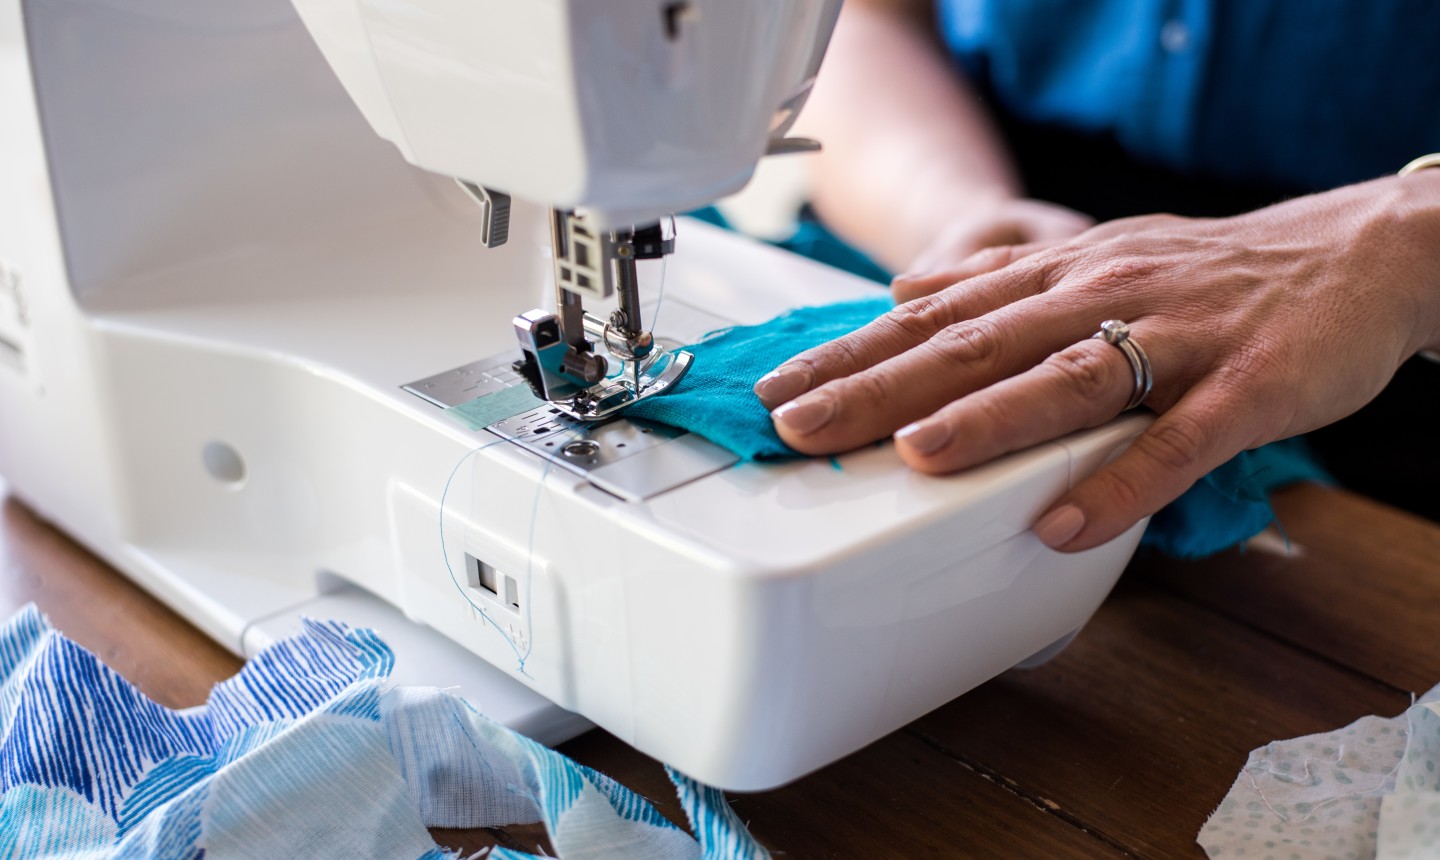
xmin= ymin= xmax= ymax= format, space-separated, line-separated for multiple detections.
xmin=2 ymin=0 xmax=1149 ymax=790
xmin=288 ymin=0 xmax=842 ymax=225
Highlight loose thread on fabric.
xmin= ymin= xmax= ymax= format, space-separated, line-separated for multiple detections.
xmin=519 ymin=440 xmax=567 ymax=672
xmin=1242 ymin=741 xmax=1407 ymax=824
xmin=438 ymin=436 xmax=523 ymax=669
xmin=1270 ymin=517 xmax=1294 ymax=556
xmin=438 ymin=430 xmax=577 ymax=676
xmin=648 ymin=215 xmax=676 ymax=333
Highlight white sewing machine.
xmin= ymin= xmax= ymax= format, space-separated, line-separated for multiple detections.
xmin=0 ymin=0 xmax=1151 ymax=790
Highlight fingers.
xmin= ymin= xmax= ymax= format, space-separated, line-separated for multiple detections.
xmin=891 ymin=212 xmax=1176 ymax=307
xmin=771 ymin=294 xmax=1108 ymax=454
xmin=1032 ymin=385 xmax=1259 ymax=553
xmin=755 ymin=255 xmax=1063 ymax=410
xmin=872 ymin=315 xmax=1252 ymax=556
xmin=891 ymin=241 xmax=1051 ymax=303
xmin=892 ymin=336 xmax=1142 ymax=472
xmin=904 ymin=200 xmax=1094 ymax=276
xmin=907 ymin=219 xmax=1028 ymax=275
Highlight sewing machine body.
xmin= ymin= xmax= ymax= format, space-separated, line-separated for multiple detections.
xmin=0 ymin=0 xmax=1150 ymax=789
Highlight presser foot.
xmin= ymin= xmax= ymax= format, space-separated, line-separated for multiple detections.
xmin=544 ymin=347 xmax=692 ymax=423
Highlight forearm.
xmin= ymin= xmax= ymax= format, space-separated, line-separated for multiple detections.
xmin=796 ymin=0 xmax=1020 ymax=272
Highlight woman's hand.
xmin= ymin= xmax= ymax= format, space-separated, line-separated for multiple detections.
xmin=755 ymin=174 xmax=1440 ymax=552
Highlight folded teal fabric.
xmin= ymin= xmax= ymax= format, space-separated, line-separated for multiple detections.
xmin=628 ymin=297 xmax=894 ymax=460
xmin=630 ymin=295 xmax=1325 ymax=559
xmin=1139 ymin=438 xmax=1330 ymax=559
xmin=0 ymin=604 xmax=766 ymax=860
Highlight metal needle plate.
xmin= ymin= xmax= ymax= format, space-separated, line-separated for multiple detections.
xmin=486 ymin=404 xmax=738 ymax=502
xmin=405 ymin=354 xmax=738 ymax=502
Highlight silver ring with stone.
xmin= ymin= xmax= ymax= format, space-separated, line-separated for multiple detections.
xmin=1092 ymin=320 xmax=1153 ymax=411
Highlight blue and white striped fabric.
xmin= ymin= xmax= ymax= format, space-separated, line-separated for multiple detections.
xmin=0 ymin=605 xmax=768 ymax=859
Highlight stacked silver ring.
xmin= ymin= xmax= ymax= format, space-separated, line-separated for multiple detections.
xmin=1092 ymin=320 xmax=1153 ymax=411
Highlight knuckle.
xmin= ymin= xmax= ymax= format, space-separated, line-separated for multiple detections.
xmin=834 ymin=368 xmax=895 ymax=416
xmin=966 ymin=245 xmax=1014 ymax=273
xmin=1210 ymin=338 xmax=1297 ymax=440
xmin=803 ymin=335 xmax=861 ymax=375
xmin=884 ymin=292 xmax=958 ymax=339
xmin=1098 ymin=465 xmax=1150 ymax=515
xmin=1082 ymin=256 xmax=1161 ymax=296
xmin=1217 ymin=334 xmax=1287 ymax=388
xmin=1044 ymin=345 xmax=1114 ymax=403
xmin=968 ymin=394 xmax=1020 ymax=446
xmin=1138 ymin=414 xmax=1208 ymax=476
xmin=1093 ymin=414 xmax=1215 ymax=522
xmin=1025 ymin=253 xmax=1069 ymax=295
xmin=928 ymin=317 xmax=1005 ymax=367
xmin=1136 ymin=213 xmax=1185 ymax=230
xmin=1101 ymin=212 xmax=1182 ymax=236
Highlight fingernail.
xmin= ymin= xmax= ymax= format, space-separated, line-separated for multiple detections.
xmin=895 ymin=420 xmax=952 ymax=455
xmin=772 ymin=396 xmax=836 ymax=436
xmin=1034 ymin=505 xmax=1086 ymax=549
xmin=754 ymin=366 xmax=812 ymax=405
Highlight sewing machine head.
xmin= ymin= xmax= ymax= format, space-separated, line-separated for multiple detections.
xmin=289 ymin=0 xmax=841 ymax=420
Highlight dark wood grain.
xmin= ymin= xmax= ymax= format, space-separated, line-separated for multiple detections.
xmin=4 ymin=475 xmax=1437 ymax=859
xmin=560 ymin=728 xmax=1129 ymax=859
xmin=0 ymin=492 xmax=244 ymax=709
xmin=1137 ymin=486 xmax=1440 ymax=693
xmin=909 ymin=581 xmax=1406 ymax=859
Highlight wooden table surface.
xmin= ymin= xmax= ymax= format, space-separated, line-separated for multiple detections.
xmin=3 ymin=477 xmax=1437 ymax=859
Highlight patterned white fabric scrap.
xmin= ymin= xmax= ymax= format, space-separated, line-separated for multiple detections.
xmin=1200 ymin=684 xmax=1440 ymax=859
xmin=0 ymin=605 xmax=767 ymax=860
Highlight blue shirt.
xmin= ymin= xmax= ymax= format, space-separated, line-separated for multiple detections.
xmin=938 ymin=0 xmax=1440 ymax=192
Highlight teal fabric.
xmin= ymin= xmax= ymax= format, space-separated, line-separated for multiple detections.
xmin=446 ymin=384 xmax=543 ymax=431
xmin=632 ymin=294 xmax=1325 ymax=559
xmin=628 ymin=297 xmax=894 ymax=460
xmin=1139 ymin=438 xmax=1330 ymax=559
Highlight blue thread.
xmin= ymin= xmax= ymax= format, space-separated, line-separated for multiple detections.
xmin=437 ymin=430 xmax=578 ymax=676
xmin=438 ymin=440 xmax=517 ymax=665
xmin=650 ymin=252 xmax=670 ymax=333
xmin=518 ymin=450 xmax=561 ymax=672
